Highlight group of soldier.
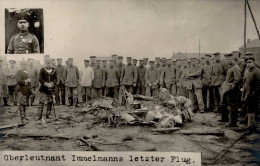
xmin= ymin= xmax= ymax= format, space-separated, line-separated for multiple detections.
xmin=0 ymin=51 xmax=259 ymax=130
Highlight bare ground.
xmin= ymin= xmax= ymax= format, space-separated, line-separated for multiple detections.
xmin=0 ymin=104 xmax=259 ymax=166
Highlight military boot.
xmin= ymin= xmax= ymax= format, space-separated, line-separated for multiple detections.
xmin=35 ymin=104 xmax=44 ymax=121
xmin=247 ymin=113 xmax=255 ymax=130
xmin=46 ymin=103 xmax=52 ymax=119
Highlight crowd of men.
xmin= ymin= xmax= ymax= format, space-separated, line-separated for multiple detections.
xmin=0 ymin=52 xmax=259 ymax=130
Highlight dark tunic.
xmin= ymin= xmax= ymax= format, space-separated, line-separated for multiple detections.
xmin=16 ymin=70 xmax=31 ymax=96
xmin=39 ymin=67 xmax=57 ymax=95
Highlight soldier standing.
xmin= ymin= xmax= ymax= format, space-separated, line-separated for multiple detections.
xmin=120 ymin=57 xmax=137 ymax=93
xmin=241 ymin=57 xmax=260 ymax=129
xmin=143 ymin=58 xmax=149 ymax=69
xmin=7 ymin=13 xmax=40 ymax=54
xmin=36 ymin=58 xmax=57 ymax=120
xmin=112 ymin=54 xmax=118 ymax=67
xmin=92 ymin=60 xmax=105 ymax=98
xmin=6 ymin=60 xmax=18 ymax=106
xmin=63 ymin=58 xmax=80 ymax=106
xmin=155 ymin=57 xmax=161 ymax=70
xmin=211 ymin=52 xmax=228 ymax=112
xmin=117 ymin=56 xmax=124 ymax=78
xmin=16 ymin=60 xmax=31 ymax=123
xmin=220 ymin=53 xmax=241 ymax=127
xmin=0 ymin=58 xmax=8 ymax=106
xmin=27 ymin=58 xmax=39 ymax=106
xmin=105 ymin=60 xmax=120 ymax=99
xmin=55 ymin=58 xmax=66 ymax=105
xmin=178 ymin=59 xmax=189 ymax=98
xmin=132 ymin=59 xmax=138 ymax=66
xmin=160 ymin=59 xmax=177 ymax=95
xmin=186 ymin=58 xmax=205 ymax=113
xmin=102 ymin=60 xmax=108 ymax=96
xmin=136 ymin=59 xmax=147 ymax=95
xmin=80 ymin=60 xmax=94 ymax=103
xmin=90 ymin=56 xmax=96 ymax=68
xmin=201 ymin=54 xmax=214 ymax=112
xmin=145 ymin=61 xmax=159 ymax=97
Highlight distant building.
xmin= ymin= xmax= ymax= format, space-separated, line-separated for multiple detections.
xmin=239 ymin=39 xmax=260 ymax=65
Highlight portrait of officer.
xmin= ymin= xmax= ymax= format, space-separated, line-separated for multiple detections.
xmin=5 ymin=8 xmax=43 ymax=54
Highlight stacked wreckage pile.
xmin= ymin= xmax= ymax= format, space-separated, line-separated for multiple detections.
xmin=81 ymin=88 xmax=194 ymax=130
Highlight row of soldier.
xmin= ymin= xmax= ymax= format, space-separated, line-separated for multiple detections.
xmin=0 ymin=52 xmax=259 ymax=130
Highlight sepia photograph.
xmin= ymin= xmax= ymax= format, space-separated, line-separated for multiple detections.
xmin=5 ymin=8 xmax=44 ymax=54
xmin=0 ymin=0 xmax=260 ymax=166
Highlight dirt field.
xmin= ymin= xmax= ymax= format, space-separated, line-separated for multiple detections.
xmin=0 ymin=104 xmax=259 ymax=166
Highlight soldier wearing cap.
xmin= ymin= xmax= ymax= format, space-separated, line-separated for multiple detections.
xmin=200 ymin=57 xmax=206 ymax=66
xmin=92 ymin=60 xmax=105 ymax=98
xmin=36 ymin=58 xmax=57 ymax=120
xmin=90 ymin=56 xmax=96 ymax=68
xmin=201 ymin=54 xmax=214 ymax=112
xmin=27 ymin=58 xmax=39 ymax=106
xmin=7 ymin=13 xmax=40 ymax=54
xmin=55 ymin=58 xmax=66 ymax=105
xmin=178 ymin=59 xmax=189 ymax=97
xmin=120 ymin=57 xmax=138 ymax=93
xmin=102 ymin=60 xmax=107 ymax=69
xmin=220 ymin=53 xmax=241 ymax=127
xmin=155 ymin=57 xmax=161 ymax=69
xmin=211 ymin=52 xmax=228 ymax=112
xmin=241 ymin=57 xmax=260 ymax=129
xmin=132 ymin=59 xmax=138 ymax=66
xmin=176 ymin=59 xmax=182 ymax=96
xmin=160 ymin=59 xmax=177 ymax=95
xmin=186 ymin=58 xmax=205 ymax=113
xmin=16 ymin=60 xmax=31 ymax=123
xmin=136 ymin=59 xmax=147 ymax=95
xmin=105 ymin=60 xmax=120 ymax=98
xmin=52 ymin=59 xmax=57 ymax=68
xmin=101 ymin=60 xmax=108 ymax=95
xmin=79 ymin=59 xmax=94 ymax=103
xmin=0 ymin=58 xmax=8 ymax=106
xmin=143 ymin=58 xmax=149 ymax=69
xmin=116 ymin=56 xmax=124 ymax=77
xmin=145 ymin=60 xmax=159 ymax=97
xmin=112 ymin=54 xmax=118 ymax=66
xmin=6 ymin=60 xmax=18 ymax=106
xmin=63 ymin=58 xmax=80 ymax=106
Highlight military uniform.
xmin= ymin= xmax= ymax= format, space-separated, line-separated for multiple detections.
xmin=28 ymin=65 xmax=39 ymax=105
xmin=6 ymin=61 xmax=18 ymax=106
xmin=92 ymin=65 xmax=105 ymax=98
xmin=120 ymin=63 xmax=138 ymax=93
xmin=145 ymin=62 xmax=159 ymax=97
xmin=136 ymin=62 xmax=147 ymax=95
xmin=7 ymin=31 xmax=40 ymax=54
xmin=0 ymin=64 xmax=8 ymax=106
xmin=160 ymin=65 xmax=177 ymax=95
xmin=201 ymin=61 xmax=214 ymax=111
xmin=55 ymin=63 xmax=66 ymax=105
xmin=16 ymin=67 xmax=31 ymax=123
xmin=37 ymin=66 xmax=57 ymax=120
xmin=220 ymin=54 xmax=241 ymax=126
xmin=241 ymin=58 xmax=260 ymax=128
xmin=186 ymin=59 xmax=205 ymax=112
xmin=211 ymin=53 xmax=228 ymax=111
xmin=63 ymin=64 xmax=80 ymax=106
xmin=105 ymin=65 xmax=120 ymax=98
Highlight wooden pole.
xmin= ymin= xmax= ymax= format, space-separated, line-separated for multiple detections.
xmin=244 ymin=0 xmax=247 ymax=55
xmin=199 ymin=38 xmax=201 ymax=59
xmin=246 ymin=0 xmax=260 ymax=40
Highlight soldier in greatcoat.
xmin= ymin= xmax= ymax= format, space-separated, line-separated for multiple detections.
xmin=145 ymin=61 xmax=159 ymax=97
xmin=92 ymin=60 xmax=105 ymax=98
xmin=136 ymin=59 xmax=147 ymax=95
xmin=55 ymin=58 xmax=66 ymax=105
xmin=160 ymin=59 xmax=177 ymax=95
xmin=105 ymin=60 xmax=120 ymax=99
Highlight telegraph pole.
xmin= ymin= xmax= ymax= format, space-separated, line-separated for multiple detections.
xmin=244 ymin=0 xmax=247 ymax=55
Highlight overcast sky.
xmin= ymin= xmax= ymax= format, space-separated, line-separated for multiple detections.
xmin=2 ymin=0 xmax=260 ymax=63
